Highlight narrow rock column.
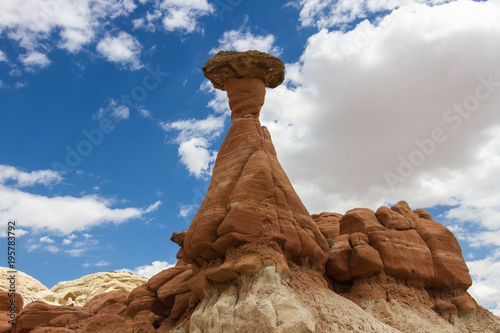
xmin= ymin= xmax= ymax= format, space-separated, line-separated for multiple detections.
xmin=183 ymin=50 xmax=329 ymax=270
xmin=202 ymin=50 xmax=285 ymax=122
xmin=225 ymin=77 xmax=265 ymax=122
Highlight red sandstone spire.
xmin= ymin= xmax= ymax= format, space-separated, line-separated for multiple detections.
xmin=183 ymin=50 xmax=329 ymax=269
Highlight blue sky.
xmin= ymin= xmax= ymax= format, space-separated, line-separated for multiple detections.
xmin=1 ymin=0 xmax=500 ymax=315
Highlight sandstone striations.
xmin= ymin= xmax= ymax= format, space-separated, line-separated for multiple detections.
xmin=10 ymin=50 xmax=500 ymax=333
xmin=184 ymin=50 xmax=329 ymax=271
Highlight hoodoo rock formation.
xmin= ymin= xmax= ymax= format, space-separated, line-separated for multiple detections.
xmin=184 ymin=50 xmax=329 ymax=270
xmin=7 ymin=51 xmax=500 ymax=333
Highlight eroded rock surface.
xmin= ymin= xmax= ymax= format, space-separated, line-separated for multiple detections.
xmin=12 ymin=50 xmax=500 ymax=333
xmin=183 ymin=50 xmax=329 ymax=271
xmin=322 ymin=201 xmax=472 ymax=290
xmin=202 ymin=50 xmax=285 ymax=90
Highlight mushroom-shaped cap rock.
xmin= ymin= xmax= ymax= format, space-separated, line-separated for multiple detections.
xmin=202 ymin=50 xmax=285 ymax=90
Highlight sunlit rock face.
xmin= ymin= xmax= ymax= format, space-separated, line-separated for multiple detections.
xmin=10 ymin=51 xmax=500 ymax=333
xmin=321 ymin=201 xmax=472 ymax=290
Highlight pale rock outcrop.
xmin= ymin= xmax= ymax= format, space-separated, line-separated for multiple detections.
xmin=50 ymin=271 xmax=148 ymax=307
xmin=0 ymin=267 xmax=147 ymax=307
xmin=191 ymin=265 xmax=400 ymax=333
xmin=191 ymin=266 xmax=316 ymax=333
xmin=0 ymin=267 xmax=52 ymax=304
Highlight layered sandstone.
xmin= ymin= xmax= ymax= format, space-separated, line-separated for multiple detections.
xmin=10 ymin=50 xmax=500 ymax=333
xmin=183 ymin=50 xmax=329 ymax=271
xmin=321 ymin=201 xmax=472 ymax=290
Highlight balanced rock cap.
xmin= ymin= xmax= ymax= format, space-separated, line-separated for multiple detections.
xmin=202 ymin=50 xmax=285 ymax=90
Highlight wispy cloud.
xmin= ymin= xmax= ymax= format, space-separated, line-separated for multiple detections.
xmin=0 ymin=165 xmax=161 ymax=234
xmin=94 ymin=99 xmax=130 ymax=121
xmin=0 ymin=165 xmax=62 ymax=187
xmin=82 ymin=259 xmax=110 ymax=267
xmin=62 ymin=234 xmax=77 ymax=245
xmin=44 ymin=245 xmax=60 ymax=253
xmin=67 ymin=248 xmax=88 ymax=257
xmin=0 ymin=228 xmax=28 ymax=238
xmin=178 ymin=204 xmax=195 ymax=218
xmin=27 ymin=244 xmax=41 ymax=252
xmin=95 ymin=260 xmax=110 ymax=267
xmin=137 ymin=106 xmax=152 ymax=118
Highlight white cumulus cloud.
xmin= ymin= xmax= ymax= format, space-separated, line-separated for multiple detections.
xmin=259 ymin=0 xmax=500 ymax=216
xmin=161 ymin=114 xmax=226 ymax=178
xmin=211 ymin=28 xmax=281 ymax=56
xmin=0 ymin=0 xmax=137 ymax=67
xmin=137 ymin=106 xmax=152 ymax=118
xmin=295 ymin=0 xmax=455 ymax=28
xmin=0 ymin=0 xmax=216 ymax=71
xmin=96 ymin=31 xmax=142 ymax=70
xmin=160 ymin=0 xmax=214 ymax=33
xmin=178 ymin=137 xmax=217 ymax=178
xmin=467 ymin=249 xmax=500 ymax=316
xmin=118 ymin=260 xmax=175 ymax=278
xmin=18 ymin=51 xmax=51 ymax=69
